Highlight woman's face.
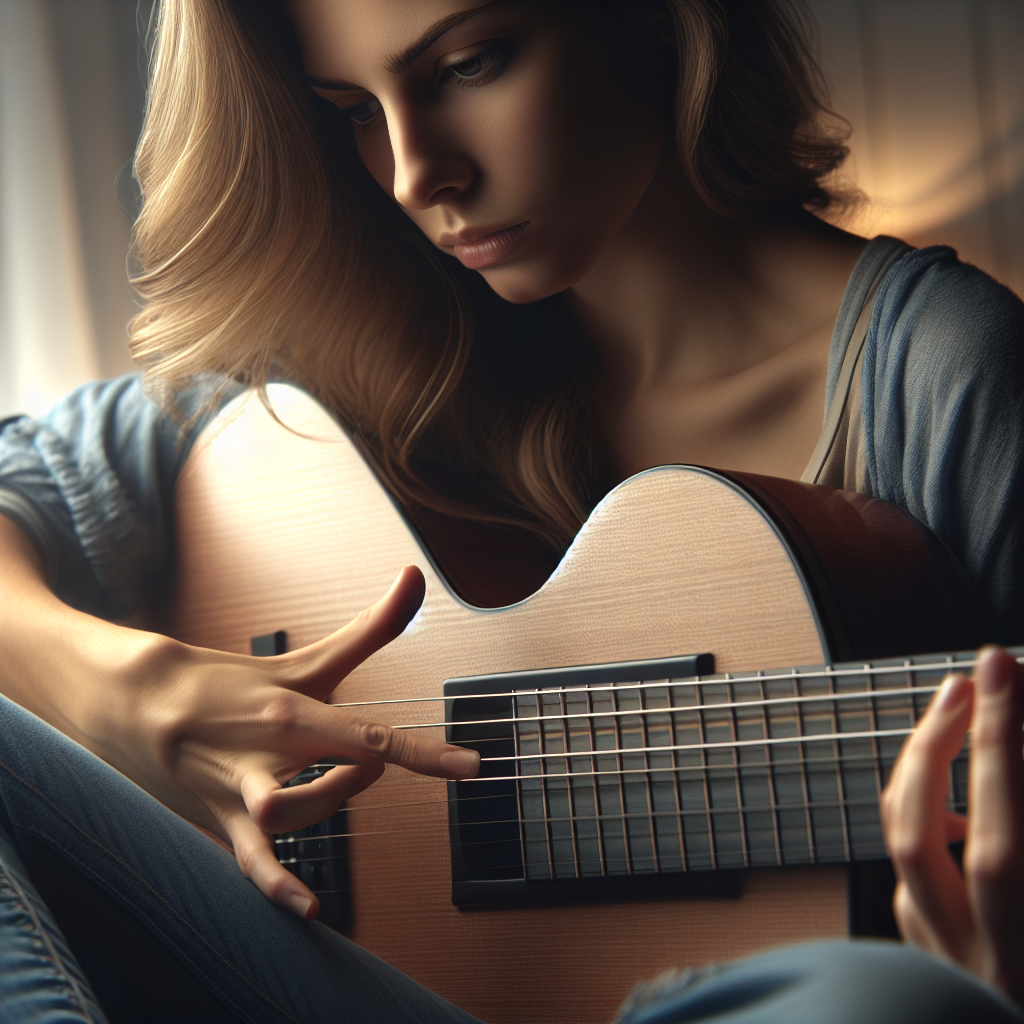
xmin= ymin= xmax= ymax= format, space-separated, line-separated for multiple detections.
xmin=290 ymin=0 xmax=669 ymax=304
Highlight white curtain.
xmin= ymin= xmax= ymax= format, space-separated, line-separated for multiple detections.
xmin=0 ymin=0 xmax=100 ymax=418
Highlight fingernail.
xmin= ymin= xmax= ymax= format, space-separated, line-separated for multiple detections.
xmin=976 ymin=646 xmax=1010 ymax=696
xmin=439 ymin=748 xmax=480 ymax=778
xmin=935 ymin=672 xmax=971 ymax=711
xmin=286 ymin=893 xmax=312 ymax=919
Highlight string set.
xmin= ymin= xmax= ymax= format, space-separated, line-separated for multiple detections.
xmin=275 ymin=654 xmax=995 ymax=866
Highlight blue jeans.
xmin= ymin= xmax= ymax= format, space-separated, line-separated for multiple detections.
xmin=0 ymin=693 xmax=1020 ymax=1024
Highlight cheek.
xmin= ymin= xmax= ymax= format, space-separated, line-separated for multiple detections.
xmin=355 ymin=129 xmax=397 ymax=199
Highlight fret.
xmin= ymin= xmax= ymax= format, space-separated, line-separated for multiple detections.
xmin=693 ymin=680 xmax=717 ymax=870
xmin=732 ymin=673 xmax=770 ymax=866
xmin=511 ymin=689 xmax=529 ymax=879
xmin=585 ymin=686 xmax=609 ymax=876
xmin=802 ymin=666 xmax=845 ymax=865
xmin=611 ymin=681 xmax=636 ymax=875
xmin=546 ymin=689 xmax=577 ymax=880
xmin=635 ymin=683 xmax=660 ymax=873
xmin=830 ymin=667 xmax=853 ymax=862
xmin=645 ymin=684 xmax=685 ymax=872
xmin=658 ymin=684 xmax=686 ymax=872
xmin=561 ymin=687 xmax=585 ymax=878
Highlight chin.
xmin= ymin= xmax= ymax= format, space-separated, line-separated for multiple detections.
xmin=478 ymin=250 xmax=599 ymax=305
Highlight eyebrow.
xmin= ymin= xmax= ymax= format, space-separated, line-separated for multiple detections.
xmin=384 ymin=4 xmax=494 ymax=76
xmin=306 ymin=3 xmax=496 ymax=91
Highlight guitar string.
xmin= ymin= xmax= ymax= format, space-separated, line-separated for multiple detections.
xmin=274 ymin=782 xmax=966 ymax=856
xmin=293 ymin=745 xmax=934 ymax=816
xmin=276 ymin=744 xmax=968 ymax=862
xmin=292 ymin=725 xmax=926 ymax=787
xmin=274 ymin=792 xmax=905 ymax=847
xmin=389 ymin=683 xmax=941 ymax=732
xmin=276 ymin=660 xmax=990 ymax=865
xmin=476 ymin=724 xmax=917 ymax=764
xmin=324 ymin=655 xmax=1004 ymax=711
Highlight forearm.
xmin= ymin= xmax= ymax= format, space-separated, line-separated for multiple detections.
xmin=0 ymin=513 xmax=157 ymax=753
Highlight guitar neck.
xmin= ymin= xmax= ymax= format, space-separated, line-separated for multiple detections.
xmin=443 ymin=646 xmax=1021 ymax=905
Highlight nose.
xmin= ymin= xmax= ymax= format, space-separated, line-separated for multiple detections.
xmin=388 ymin=105 xmax=474 ymax=210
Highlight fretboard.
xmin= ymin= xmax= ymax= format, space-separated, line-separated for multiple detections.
xmin=443 ymin=647 xmax=1022 ymax=906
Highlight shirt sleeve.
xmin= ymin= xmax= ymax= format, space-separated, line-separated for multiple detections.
xmin=863 ymin=246 xmax=1024 ymax=645
xmin=0 ymin=374 xmax=241 ymax=620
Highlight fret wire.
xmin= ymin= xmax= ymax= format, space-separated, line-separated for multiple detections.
xmin=512 ymin=691 xmax=529 ymax=881
xmin=667 ymin=681 xmax=689 ymax=872
xmin=587 ymin=686 xmax=609 ymax=877
xmin=394 ymin=683 xmax=945 ymax=731
xmin=639 ymin=682 xmax=661 ymax=874
xmin=697 ymin=676 xmax=716 ymax=871
xmin=795 ymin=669 xmax=815 ymax=864
xmin=868 ymin=662 xmax=885 ymax=810
xmin=727 ymin=675 xmax=750 ymax=869
xmin=480 ymin=726 xmax=918 ymax=763
xmin=830 ymin=666 xmax=852 ymax=862
xmin=327 ymin=654 xmax=1008 ymax=710
xmin=539 ymin=693 xmax=557 ymax=880
xmin=559 ymin=688 xmax=582 ymax=879
xmin=761 ymin=672 xmax=783 ymax=868
xmin=612 ymin=679 xmax=634 ymax=875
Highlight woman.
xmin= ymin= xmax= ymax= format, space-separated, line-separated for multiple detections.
xmin=0 ymin=0 xmax=1021 ymax=1020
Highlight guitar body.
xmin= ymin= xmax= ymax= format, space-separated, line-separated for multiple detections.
xmin=164 ymin=386 xmax=971 ymax=1024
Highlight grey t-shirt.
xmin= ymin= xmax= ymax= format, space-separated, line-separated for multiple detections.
xmin=0 ymin=239 xmax=1021 ymax=641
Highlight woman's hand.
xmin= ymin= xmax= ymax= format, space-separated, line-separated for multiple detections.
xmin=0 ymin=537 xmax=479 ymax=921
xmin=881 ymin=646 xmax=1024 ymax=1004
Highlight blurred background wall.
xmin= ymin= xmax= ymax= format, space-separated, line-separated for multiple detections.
xmin=810 ymin=0 xmax=1024 ymax=298
xmin=0 ymin=0 xmax=1021 ymax=419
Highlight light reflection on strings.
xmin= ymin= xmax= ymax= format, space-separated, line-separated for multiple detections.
xmin=388 ymin=683 xmax=942 ymax=732
xmin=324 ymin=655 xmax=1005 ymax=713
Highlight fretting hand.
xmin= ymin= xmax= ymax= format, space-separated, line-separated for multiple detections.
xmin=881 ymin=646 xmax=1024 ymax=1005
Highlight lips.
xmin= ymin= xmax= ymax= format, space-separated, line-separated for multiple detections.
xmin=440 ymin=222 xmax=529 ymax=270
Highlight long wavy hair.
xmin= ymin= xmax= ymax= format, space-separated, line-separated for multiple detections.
xmin=129 ymin=0 xmax=852 ymax=553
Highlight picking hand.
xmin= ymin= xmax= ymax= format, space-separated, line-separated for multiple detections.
xmin=881 ymin=647 xmax=1024 ymax=1004
xmin=85 ymin=565 xmax=479 ymax=920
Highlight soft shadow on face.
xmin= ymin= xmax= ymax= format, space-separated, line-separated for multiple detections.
xmin=289 ymin=0 xmax=669 ymax=304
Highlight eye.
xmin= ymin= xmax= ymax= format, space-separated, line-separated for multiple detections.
xmin=346 ymin=96 xmax=383 ymax=125
xmin=438 ymin=41 xmax=515 ymax=88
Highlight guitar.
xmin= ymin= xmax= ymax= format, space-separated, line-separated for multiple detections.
xmin=164 ymin=384 xmax=996 ymax=1024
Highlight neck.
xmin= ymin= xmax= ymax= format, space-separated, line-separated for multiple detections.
xmin=567 ymin=158 xmax=865 ymax=396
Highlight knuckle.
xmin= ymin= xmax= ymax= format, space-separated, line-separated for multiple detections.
xmin=887 ymin=834 xmax=928 ymax=874
xmin=359 ymin=721 xmax=396 ymax=758
xmin=257 ymin=693 xmax=301 ymax=735
xmin=966 ymin=839 xmax=1020 ymax=886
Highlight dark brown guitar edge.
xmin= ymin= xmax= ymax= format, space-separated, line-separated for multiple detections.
xmin=726 ymin=471 xmax=976 ymax=943
xmin=726 ymin=472 xmax=978 ymax=663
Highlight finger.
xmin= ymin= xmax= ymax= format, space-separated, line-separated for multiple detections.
xmin=284 ymin=566 xmax=426 ymax=698
xmin=223 ymin=809 xmax=320 ymax=919
xmin=964 ymin=648 xmax=1024 ymax=976
xmin=883 ymin=671 xmax=975 ymax=957
xmin=945 ymin=811 xmax=967 ymax=845
xmin=301 ymin=711 xmax=481 ymax=779
xmin=242 ymin=763 xmax=385 ymax=834
xmin=894 ymin=880 xmax=947 ymax=955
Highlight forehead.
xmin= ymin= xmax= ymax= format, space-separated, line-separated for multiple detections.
xmin=288 ymin=0 xmax=498 ymax=81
